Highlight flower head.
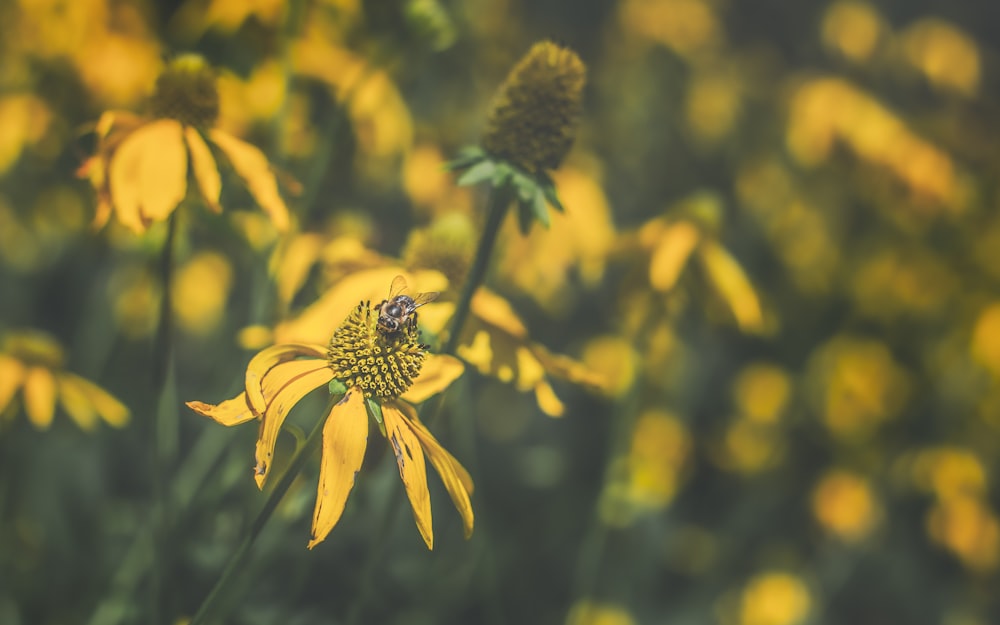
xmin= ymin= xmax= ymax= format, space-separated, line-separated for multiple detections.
xmin=447 ymin=41 xmax=587 ymax=233
xmin=187 ymin=299 xmax=472 ymax=550
xmin=482 ymin=41 xmax=586 ymax=175
xmin=79 ymin=55 xmax=291 ymax=235
xmin=0 ymin=330 xmax=130 ymax=430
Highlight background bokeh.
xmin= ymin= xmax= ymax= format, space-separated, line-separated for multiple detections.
xmin=1 ymin=0 xmax=1000 ymax=624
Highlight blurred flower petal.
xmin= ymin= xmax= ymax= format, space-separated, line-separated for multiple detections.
xmin=184 ymin=126 xmax=222 ymax=212
xmin=109 ymin=119 xmax=187 ymax=232
xmin=210 ymin=129 xmax=290 ymax=231
xmin=23 ymin=366 xmax=56 ymax=429
xmin=0 ymin=355 xmax=25 ymax=415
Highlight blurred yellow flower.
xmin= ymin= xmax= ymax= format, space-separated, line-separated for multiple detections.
xmin=171 ymin=251 xmax=234 ymax=336
xmin=806 ymin=335 xmax=910 ymax=441
xmin=786 ymin=77 xmax=965 ymax=212
xmin=620 ymin=0 xmax=721 ymax=59
xmin=910 ymin=446 xmax=987 ymax=501
xmin=927 ymin=494 xmax=1000 ymax=572
xmin=188 ymin=301 xmax=472 ymax=549
xmin=497 ymin=164 xmax=616 ymax=314
xmin=602 ymin=410 xmax=690 ymax=522
xmin=811 ymin=469 xmax=880 ymax=542
xmin=0 ymin=330 xmax=129 ymax=431
xmin=0 ymin=94 xmax=53 ymax=175
xmin=971 ymin=303 xmax=1000 ymax=378
xmin=79 ymin=55 xmax=291 ymax=235
xmin=900 ymin=19 xmax=980 ymax=97
xmin=710 ymin=418 xmax=786 ymax=475
xmin=821 ymin=1 xmax=884 ymax=63
xmin=739 ymin=572 xmax=811 ymax=625
xmin=686 ymin=69 xmax=742 ymax=145
xmin=637 ymin=200 xmax=766 ymax=334
xmin=733 ymin=363 xmax=791 ymax=425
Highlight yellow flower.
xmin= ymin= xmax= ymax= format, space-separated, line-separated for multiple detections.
xmin=187 ymin=301 xmax=473 ymax=550
xmin=79 ymin=55 xmax=291 ymax=234
xmin=0 ymin=330 xmax=129 ymax=430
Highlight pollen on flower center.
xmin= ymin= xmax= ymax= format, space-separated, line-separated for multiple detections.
xmin=326 ymin=302 xmax=427 ymax=400
xmin=150 ymin=54 xmax=220 ymax=128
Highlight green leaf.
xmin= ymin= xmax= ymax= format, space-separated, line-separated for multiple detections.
xmin=538 ymin=173 xmax=564 ymax=212
xmin=456 ymin=159 xmax=497 ymax=186
xmin=444 ymin=145 xmax=486 ymax=171
xmin=491 ymin=163 xmax=514 ymax=189
xmin=365 ymin=395 xmax=387 ymax=437
xmin=328 ymin=378 xmax=348 ymax=396
xmin=517 ymin=201 xmax=533 ymax=234
xmin=531 ymin=188 xmax=551 ymax=228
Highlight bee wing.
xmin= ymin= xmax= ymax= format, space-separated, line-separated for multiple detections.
xmin=410 ymin=291 xmax=440 ymax=307
xmin=388 ymin=275 xmax=409 ymax=299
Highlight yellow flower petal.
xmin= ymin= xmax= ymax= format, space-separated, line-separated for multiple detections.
xmin=401 ymin=354 xmax=464 ymax=404
xmin=245 ymin=343 xmax=328 ymax=416
xmin=209 ymin=129 xmax=290 ymax=231
xmin=470 ymin=288 xmax=529 ymax=339
xmin=0 ymin=354 xmax=25 ymax=415
xmin=254 ymin=367 xmax=332 ymax=489
xmin=396 ymin=400 xmax=474 ymax=538
xmin=698 ymin=240 xmax=765 ymax=333
xmin=183 ymin=126 xmax=222 ymax=212
xmin=534 ymin=380 xmax=565 ymax=417
xmin=307 ymin=387 xmax=369 ymax=549
xmin=66 ymin=374 xmax=130 ymax=427
xmin=186 ymin=392 xmax=256 ymax=426
xmin=260 ymin=359 xmax=333 ymax=410
xmin=56 ymin=374 xmax=98 ymax=430
xmin=383 ymin=403 xmax=434 ymax=549
xmin=649 ymin=220 xmax=700 ymax=292
xmin=109 ymin=119 xmax=187 ymax=233
xmin=23 ymin=367 xmax=56 ymax=429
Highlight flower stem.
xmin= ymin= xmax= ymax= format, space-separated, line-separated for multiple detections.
xmin=150 ymin=213 xmax=179 ymax=624
xmin=189 ymin=396 xmax=335 ymax=625
xmin=443 ymin=186 xmax=512 ymax=355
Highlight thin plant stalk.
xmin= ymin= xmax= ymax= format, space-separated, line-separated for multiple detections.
xmin=150 ymin=212 xmax=179 ymax=624
xmin=188 ymin=395 xmax=337 ymax=625
xmin=442 ymin=186 xmax=513 ymax=355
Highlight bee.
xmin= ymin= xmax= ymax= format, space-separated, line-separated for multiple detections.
xmin=377 ymin=275 xmax=439 ymax=336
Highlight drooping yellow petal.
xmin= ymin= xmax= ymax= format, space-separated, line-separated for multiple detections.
xmin=23 ymin=367 xmax=56 ymax=429
xmin=396 ymin=400 xmax=474 ymax=538
xmin=470 ymin=288 xmax=529 ymax=338
xmin=649 ymin=221 xmax=700 ymax=292
xmin=307 ymin=387 xmax=369 ymax=549
xmin=245 ymin=343 xmax=328 ymax=416
xmin=65 ymin=374 xmax=130 ymax=427
xmin=260 ymin=359 xmax=333 ymax=411
xmin=208 ymin=129 xmax=290 ymax=231
xmin=383 ymin=403 xmax=434 ymax=549
xmin=56 ymin=374 xmax=98 ymax=430
xmin=401 ymin=354 xmax=464 ymax=404
xmin=186 ymin=392 xmax=256 ymax=426
xmin=0 ymin=354 xmax=25 ymax=415
xmin=254 ymin=367 xmax=332 ymax=489
xmin=698 ymin=240 xmax=765 ymax=333
xmin=534 ymin=380 xmax=565 ymax=418
xmin=183 ymin=126 xmax=222 ymax=212
xmin=109 ymin=119 xmax=187 ymax=233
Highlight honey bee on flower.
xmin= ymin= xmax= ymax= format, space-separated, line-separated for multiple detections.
xmin=376 ymin=275 xmax=440 ymax=336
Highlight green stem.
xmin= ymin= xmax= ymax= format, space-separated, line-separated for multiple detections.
xmin=188 ymin=396 xmax=335 ymax=625
xmin=150 ymin=213 xmax=179 ymax=624
xmin=443 ymin=186 xmax=512 ymax=355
